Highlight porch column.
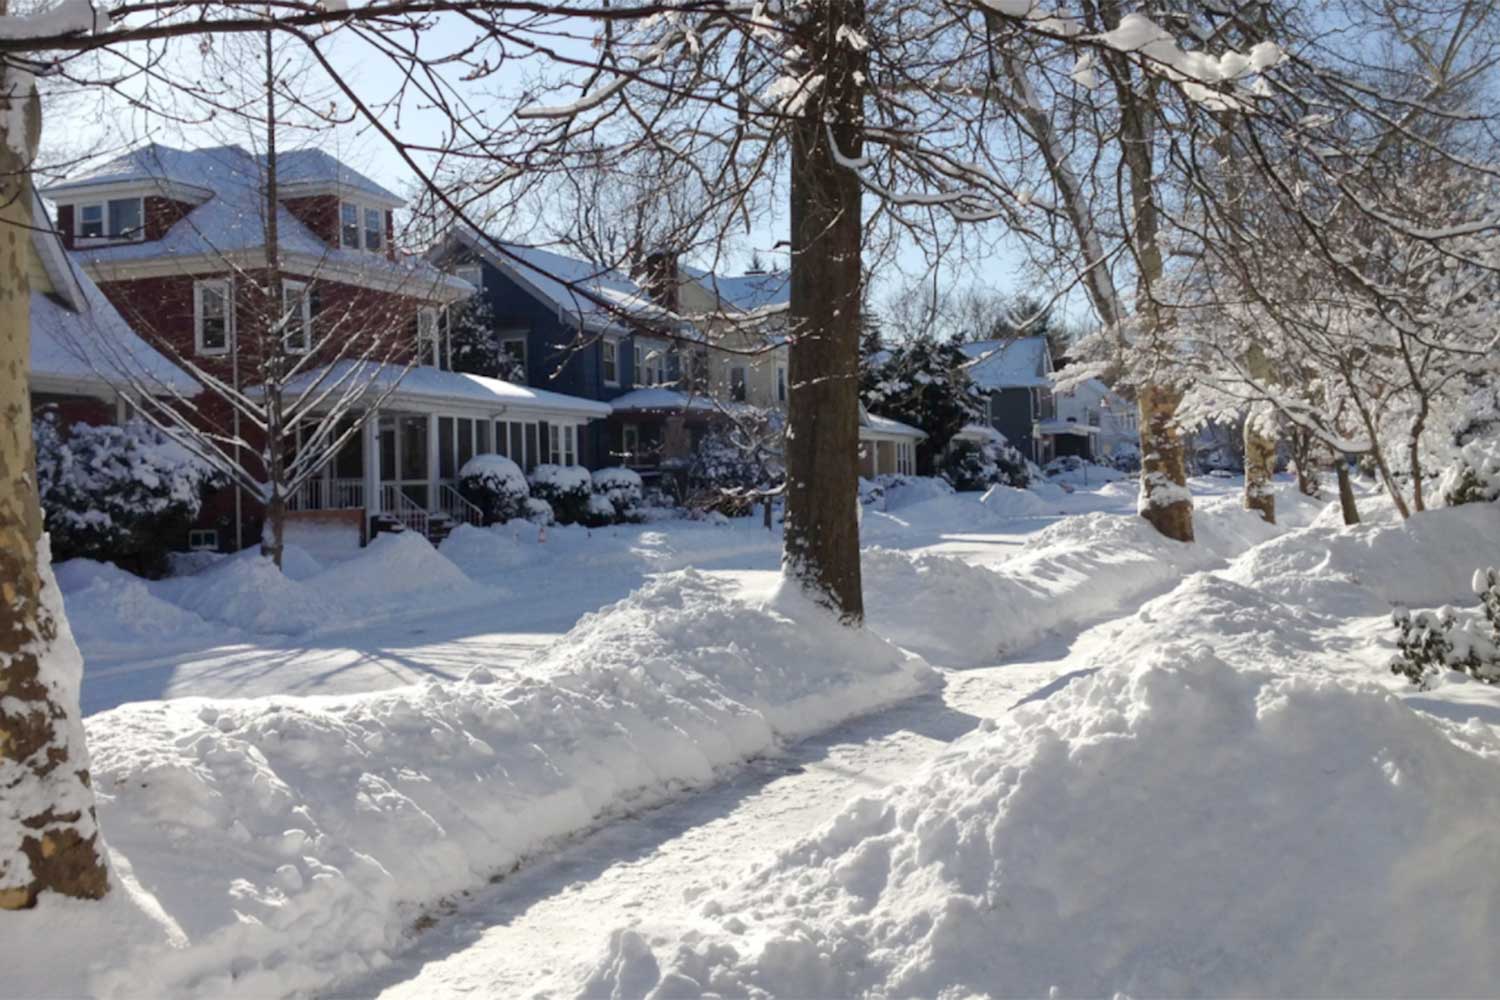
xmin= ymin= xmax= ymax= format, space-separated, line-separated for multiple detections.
xmin=427 ymin=412 xmax=441 ymax=508
xmin=364 ymin=408 xmax=382 ymax=516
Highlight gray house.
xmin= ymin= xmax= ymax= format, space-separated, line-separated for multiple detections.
xmin=959 ymin=336 xmax=1097 ymax=464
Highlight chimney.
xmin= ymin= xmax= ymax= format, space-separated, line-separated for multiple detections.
xmin=641 ymin=249 xmax=680 ymax=313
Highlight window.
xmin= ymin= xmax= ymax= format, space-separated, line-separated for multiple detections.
xmin=364 ymin=208 xmax=384 ymax=252
xmin=417 ymin=307 xmax=439 ymax=366
xmin=78 ymin=203 xmax=103 ymax=238
xmin=602 ymin=339 xmax=619 ymax=385
xmin=194 ymin=279 xmax=231 ymax=355
xmin=549 ymin=424 xmax=561 ymax=463
xmin=439 ymin=416 xmax=456 ymax=479
xmin=188 ymin=529 xmax=218 ymax=551
xmin=501 ymin=336 xmax=528 ymax=378
xmin=456 ymin=264 xmax=482 ymax=293
xmin=282 ymin=280 xmax=311 ymax=354
xmin=633 ymin=344 xmax=644 ymax=383
xmin=730 ymin=366 xmax=748 ymax=403
xmin=340 ymin=202 xmax=360 ymax=248
xmin=622 ymin=424 xmax=639 ymax=463
xmin=340 ymin=201 xmax=387 ymax=252
xmin=563 ymin=425 xmax=576 ymax=466
xmin=776 ymin=365 xmax=787 ymax=403
xmin=76 ymin=197 xmax=143 ymax=240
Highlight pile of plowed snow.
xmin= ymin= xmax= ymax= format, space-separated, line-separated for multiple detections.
xmin=3 ymin=570 xmax=932 ymax=999
xmin=863 ymin=493 xmax=1282 ymax=666
xmin=585 ymin=504 xmax=1500 ymax=998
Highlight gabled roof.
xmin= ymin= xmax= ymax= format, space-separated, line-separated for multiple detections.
xmin=859 ymin=404 xmax=927 ymax=440
xmin=959 ymin=336 xmax=1052 ymax=390
xmin=434 ymin=230 xmax=691 ymax=337
xmin=274 ymin=360 xmax=611 ymax=419
xmin=40 ymin=144 xmax=465 ymax=298
xmin=28 ymin=190 xmax=197 ymax=396
xmin=685 ymin=266 xmax=790 ymax=315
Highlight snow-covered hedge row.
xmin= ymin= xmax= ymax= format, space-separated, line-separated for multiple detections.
xmin=586 ymin=504 xmax=1500 ymax=998
xmin=9 ymin=572 xmax=934 ymax=999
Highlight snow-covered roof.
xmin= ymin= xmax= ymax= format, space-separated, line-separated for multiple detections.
xmin=959 ymin=336 xmax=1052 ymax=390
xmin=273 ymin=361 xmax=611 ymax=419
xmin=41 ymin=144 xmax=466 ymax=299
xmin=1037 ymin=419 xmax=1099 ymax=437
xmin=609 ymin=387 xmax=747 ymax=415
xmin=685 ymin=266 xmax=790 ymax=314
xmin=861 ymin=410 xmax=927 ymax=440
xmin=29 ymin=190 xmax=197 ymax=397
xmin=954 ymin=422 xmax=1004 ymax=443
xmin=436 ymin=230 xmax=691 ymax=337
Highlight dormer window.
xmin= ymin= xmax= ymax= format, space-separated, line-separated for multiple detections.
xmin=76 ymin=197 xmax=144 ymax=240
xmin=340 ymin=200 xmax=387 ymax=252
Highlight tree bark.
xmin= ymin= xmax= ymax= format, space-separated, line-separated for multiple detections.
xmin=782 ymin=0 xmax=866 ymax=622
xmin=1243 ymin=408 xmax=1277 ymax=524
xmin=259 ymin=30 xmax=287 ymax=570
xmin=1335 ymin=457 xmax=1360 ymax=525
xmin=0 ymin=63 xmax=109 ymax=910
xmin=1136 ymin=383 xmax=1194 ymax=542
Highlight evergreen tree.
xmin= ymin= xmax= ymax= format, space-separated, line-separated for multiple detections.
xmin=861 ymin=335 xmax=983 ymax=468
xmin=448 ymin=295 xmax=526 ymax=382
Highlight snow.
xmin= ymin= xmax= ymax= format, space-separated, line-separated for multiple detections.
xmin=458 ymin=452 xmax=527 ymax=492
xmin=958 ymin=336 xmax=1051 ymax=390
xmin=529 ymin=462 xmax=592 ymax=492
xmin=580 ymin=502 xmax=1500 ymax=999
xmin=273 ymin=361 xmax=611 ymax=419
xmin=4 ymin=572 xmax=932 ymax=999
xmin=608 ymin=387 xmax=732 ymax=413
xmin=684 ymin=267 xmax=790 ymax=314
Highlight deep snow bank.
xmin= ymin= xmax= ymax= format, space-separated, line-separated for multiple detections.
xmin=589 ymin=642 xmax=1500 ymax=998
xmin=5 ymin=571 xmax=932 ymax=999
xmin=585 ymin=507 xmax=1500 ymax=998
xmin=864 ymin=493 xmax=1282 ymax=666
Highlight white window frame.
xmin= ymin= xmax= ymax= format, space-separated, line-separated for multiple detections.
xmin=602 ymin=338 xmax=619 ymax=386
xmin=282 ymin=280 xmax=312 ymax=354
xmin=194 ymin=278 xmax=232 ymax=356
xmin=363 ymin=206 xmax=384 ymax=253
xmin=188 ymin=528 xmax=219 ymax=551
xmin=417 ymin=306 xmax=440 ymax=366
xmin=75 ymin=196 xmax=145 ymax=241
xmin=501 ymin=335 xmax=528 ymax=376
xmin=622 ymin=423 xmax=639 ymax=462
xmin=340 ymin=201 xmax=387 ymax=253
xmin=730 ymin=366 xmax=748 ymax=403
xmin=633 ymin=343 xmax=644 ymax=384
xmin=455 ymin=264 xmax=482 ymax=292
xmin=564 ymin=425 xmax=576 ymax=466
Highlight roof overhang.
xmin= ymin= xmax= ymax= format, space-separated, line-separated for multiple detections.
xmin=277 ymin=179 xmax=404 ymax=211
xmin=40 ymin=177 xmax=215 ymax=206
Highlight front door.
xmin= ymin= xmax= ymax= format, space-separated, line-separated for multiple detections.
xmin=379 ymin=413 xmax=430 ymax=509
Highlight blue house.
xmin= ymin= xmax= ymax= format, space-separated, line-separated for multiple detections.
xmin=428 ymin=231 xmax=718 ymax=473
xmin=958 ymin=336 xmax=1093 ymax=465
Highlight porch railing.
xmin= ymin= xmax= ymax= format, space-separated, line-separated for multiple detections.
xmin=380 ymin=484 xmax=430 ymax=538
xmin=288 ymin=477 xmax=365 ymax=512
xmin=437 ymin=483 xmax=485 ymax=529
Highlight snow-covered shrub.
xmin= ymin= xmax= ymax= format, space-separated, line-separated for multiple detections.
xmin=1439 ymin=439 xmax=1500 ymax=506
xmin=457 ymin=453 xmax=530 ymax=524
xmin=592 ymin=466 xmax=644 ymax=523
xmin=582 ymin=493 xmax=617 ymax=528
xmin=524 ymin=496 xmax=555 ymax=526
xmin=529 ymin=464 xmax=593 ymax=524
xmin=1390 ymin=568 xmax=1500 ymax=688
xmin=34 ymin=415 xmax=217 ymax=577
xmin=687 ymin=423 xmax=782 ymax=517
xmin=940 ymin=437 xmax=1028 ymax=492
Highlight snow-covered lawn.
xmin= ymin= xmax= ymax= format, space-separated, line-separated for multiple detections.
xmin=15 ymin=472 xmax=1491 ymax=1000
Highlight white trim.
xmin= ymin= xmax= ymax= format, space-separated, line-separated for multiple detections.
xmin=78 ymin=250 xmax=472 ymax=302
xmin=417 ymin=306 xmax=440 ymax=367
xmin=72 ymin=195 xmax=145 ymax=243
xmin=42 ymin=177 xmax=214 ymax=206
xmin=500 ymin=334 xmax=528 ymax=375
xmin=187 ymin=528 xmax=219 ymax=551
xmin=340 ymin=199 xmax=389 ymax=254
xmin=194 ymin=278 xmax=232 ymax=356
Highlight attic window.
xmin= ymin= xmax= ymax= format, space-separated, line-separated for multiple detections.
xmin=76 ymin=197 xmax=143 ymax=240
xmin=340 ymin=201 xmax=387 ymax=253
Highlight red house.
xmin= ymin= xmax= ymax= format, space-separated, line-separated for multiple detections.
xmin=42 ymin=144 xmax=607 ymax=550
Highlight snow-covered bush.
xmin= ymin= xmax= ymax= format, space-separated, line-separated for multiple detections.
xmin=457 ymin=453 xmax=530 ymax=524
xmin=34 ymin=415 xmax=217 ymax=577
xmin=1439 ymin=439 xmax=1500 ymax=506
xmin=524 ymin=496 xmax=555 ymax=526
xmin=592 ymin=466 xmax=644 ymax=522
xmin=1390 ymin=568 xmax=1500 ymax=688
xmin=529 ymin=464 xmax=593 ymax=524
xmin=940 ymin=436 xmax=1028 ymax=491
xmin=687 ymin=423 xmax=782 ymax=516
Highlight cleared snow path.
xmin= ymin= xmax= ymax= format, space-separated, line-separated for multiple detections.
xmin=333 ymin=628 xmax=1100 ymax=1000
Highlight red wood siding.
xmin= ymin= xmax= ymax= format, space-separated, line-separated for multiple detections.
xmin=283 ymin=194 xmax=340 ymax=247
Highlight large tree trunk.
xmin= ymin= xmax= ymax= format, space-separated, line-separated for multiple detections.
xmin=0 ymin=66 xmax=109 ymax=910
xmin=1137 ymin=384 xmax=1194 ymax=542
xmin=782 ymin=0 xmax=866 ymax=622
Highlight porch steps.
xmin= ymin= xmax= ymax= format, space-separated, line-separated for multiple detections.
xmin=371 ymin=511 xmax=459 ymax=547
